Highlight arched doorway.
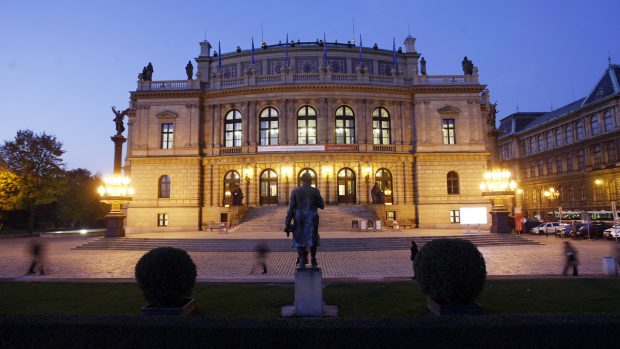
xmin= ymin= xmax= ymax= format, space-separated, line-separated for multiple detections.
xmin=297 ymin=168 xmax=317 ymax=188
xmin=337 ymin=168 xmax=356 ymax=204
xmin=223 ymin=170 xmax=240 ymax=206
xmin=259 ymin=169 xmax=278 ymax=205
xmin=375 ymin=168 xmax=393 ymax=203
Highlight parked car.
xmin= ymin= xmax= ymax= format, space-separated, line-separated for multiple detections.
xmin=530 ymin=222 xmax=567 ymax=235
xmin=572 ymin=223 xmax=612 ymax=239
xmin=603 ymin=225 xmax=620 ymax=240
xmin=523 ymin=219 xmax=540 ymax=234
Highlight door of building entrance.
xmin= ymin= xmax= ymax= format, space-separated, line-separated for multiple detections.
xmin=337 ymin=168 xmax=356 ymax=204
xmin=259 ymin=169 xmax=278 ymax=205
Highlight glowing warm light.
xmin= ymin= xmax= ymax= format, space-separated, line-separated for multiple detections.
xmin=516 ymin=188 xmax=524 ymax=194
xmin=97 ymin=175 xmax=135 ymax=203
xmin=364 ymin=166 xmax=372 ymax=176
xmin=323 ymin=166 xmax=333 ymax=176
xmin=224 ymin=191 xmax=231 ymax=197
xmin=243 ymin=167 xmax=253 ymax=179
xmin=595 ymin=179 xmax=604 ymax=186
xmin=480 ymin=169 xmax=517 ymax=195
xmin=282 ymin=166 xmax=293 ymax=178
xmin=80 ymin=229 xmax=87 ymax=235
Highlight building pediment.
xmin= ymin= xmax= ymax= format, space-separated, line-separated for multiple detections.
xmin=437 ymin=105 xmax=461 ymax=115
xmin=156 ymin=110 xmax=179 ymax=119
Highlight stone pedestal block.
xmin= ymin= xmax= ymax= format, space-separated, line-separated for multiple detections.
xmin=281 ymin=268 xmax=338 ymax=317
xmin=105 ymin=213 xmax=126 ymax=237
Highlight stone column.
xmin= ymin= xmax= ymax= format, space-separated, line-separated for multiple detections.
xmin=365 ymin=100 xmax=372 ymax=145
xmin=399 ymin=101 xmax=405 ymax=145
xmin=287 ymin=100 xmax=296 ymax=145
xmin=249 ymin=101 xmax=257 ymax=145
xmin=281 ymin=99 xmax=288 ymax=145
xmin=214 ymin=105 xmax=221 ymax=147
xmin=468 ymin=100 xmax=478 ymax=143
xmin=325 ymin=99 xmax=332 ymax=144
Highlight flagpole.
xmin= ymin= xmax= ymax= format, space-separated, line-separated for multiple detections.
xmin=285 ymin=33 xmax=289 ymax=66
xmin=323 ymin=33 xmax=327 ymax=67
xmin=251 ymin=37 xmax=255 ymax=65
xmin=359 ymin=34 xmax=362 ymax=67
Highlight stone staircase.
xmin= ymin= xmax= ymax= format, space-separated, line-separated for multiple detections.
xmin=75 ymin=234 xmax=542 ymax=252
xmin=231 ymin=205 xmax=375 ymax=233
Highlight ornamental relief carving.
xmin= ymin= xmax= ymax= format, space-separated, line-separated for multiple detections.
xmin=436 ymin=105 xmax=461 ymax=115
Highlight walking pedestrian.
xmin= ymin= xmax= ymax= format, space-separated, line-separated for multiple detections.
xmin=410 ymin=240 xmax=419 ymax=279
xmin=27 ymin=238 xmax=46 ymax=275
xmin=251 ymin=242 xmax=270 ymax=274
xmin=562 ymin=241 xmax=578 ymax=276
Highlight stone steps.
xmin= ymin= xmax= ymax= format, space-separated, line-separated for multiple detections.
xmin=233 ymin=205 xmax=375 ymax=232
xmin=74 ymin=234 xmax=542 ymax=252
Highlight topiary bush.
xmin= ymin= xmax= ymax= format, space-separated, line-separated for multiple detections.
xmin=414 ymin=238 xmax=486 ymax=306
xmin=135 ymin=247 xmax=197 ymax=307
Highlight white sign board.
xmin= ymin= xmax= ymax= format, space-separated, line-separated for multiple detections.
xmin=460 ymin=207 xmax=488 ymax=225
xmin=257 ymin=145 xmax=325 ymax=152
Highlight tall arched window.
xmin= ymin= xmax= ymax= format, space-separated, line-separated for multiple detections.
xmin=591 ymin=116 xmax=600 ymax=136
xmin=555 ymin=128 xmax=563 ymax=146
xmin=224 ymin=110 xmax=242 ymax=147
xmin=604 ymin=111 xmax=614 ymax=132
xmin=259 ymin=107 xmax=279 ymax=145
xmin=545 ymin=132 xmax=553 ymax=149
xmin=223 ymin=170 xmax=241 ymax=205
xmin=575 ymin=120 xmax=584 ymax=140
xmin=158 ymin=175 xmax=171 ymax=198
xmin=335 ymin=106 xmax=355 ymax=144
xmin=606 ymin=142 xmax=617 ymax=163
xmin=447 ymin=171 xmax=459 ymax=195
xmin=297 ymin=106 xmax=317 ymax=144
xmin=375 ymin=168 xmax=393 ymax=203
xmin=372 ymin=107 xmax=391 ymax=144
xmin=297 ymin=168 xmax=317 ymax=187
xmin=259 ymin=169 xmax=278 ymax=205
xmin=565 ymin=124 xmax=574 ymax=144
xmin=537 ymin=135 xmax=544 ymax=151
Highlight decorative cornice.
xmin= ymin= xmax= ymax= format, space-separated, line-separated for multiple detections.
xmin=437 ymin=105 xmax=461 ymax=115
xmin=156 ymin=110 xmax=179 ymax=119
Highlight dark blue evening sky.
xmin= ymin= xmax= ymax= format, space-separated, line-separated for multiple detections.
xmin=1 ymin=0 xmax=618 ymax=174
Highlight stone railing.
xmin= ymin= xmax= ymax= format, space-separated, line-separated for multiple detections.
xmin=137 ymin=72 xmax=479 ymax=92
xmin=219 ymin=147 xmax=242 ymax=155
xmin=137 ymin=79 xmax=201 ymax=91
xmin=372 ymin=144 xmax=397 ymax=152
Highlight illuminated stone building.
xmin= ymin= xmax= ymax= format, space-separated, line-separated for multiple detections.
xmin=498 ymin=63 xmax=620 ymax=221
xmin=125 ymin=35 xmax=496 ymax=232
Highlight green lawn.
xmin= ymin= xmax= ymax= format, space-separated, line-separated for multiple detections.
xmin=1 ymin=279 xmax=619 ymax=317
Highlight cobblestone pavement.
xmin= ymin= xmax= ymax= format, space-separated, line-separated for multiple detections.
xmin=2 ymin=232 xmax=619 ymax=282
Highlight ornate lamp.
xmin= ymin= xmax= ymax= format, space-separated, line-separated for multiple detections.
xmin=323 ymin=166 xmax=333 ymax=204
xmin=98 ymin=176 xmax=134 ymax=237
xmin=480 ymin=170 xmax=517 ymax=234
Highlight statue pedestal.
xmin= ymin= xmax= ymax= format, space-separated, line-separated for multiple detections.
xmin=281 ymin=268 xmax=338 ymax=317
xmin=490 ymin=209 xmax=511 ymax=234
xmin=105 ymin=212 xmax=126 ymax=237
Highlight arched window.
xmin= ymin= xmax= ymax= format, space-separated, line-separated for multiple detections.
xmin=259 ymin=169 xmax=278 ymax=205
xmin=375 ymin=168 xmax=393 ymax=203
xmin=565 ymin=124 xmax=574 ymax=144
xmin=158 ymin=175 xmax=171 ymax=198
xmin=591 ymin=116 xmax=600 ymax=136
xmin=297 ymin=106 xmax=317 ymax=145
xmin=447 ymin=171 xmax=459 ymax=195
xmin=604 ymin=111 xmax=614 ymax=132
xmin=337 ymin=168 xmax=356 ymax=204
xmin=555 ymin=128 xmax=563 ymax=146
xmin=606 ymin=142 xmax=617 ymax=163
xmin=575 ymin=120 xmax=584 ymax=141
xmin=537 ymin=135 xmax=544 ymax=151
xmin=335 ymin=106 xmax=355 ymax=144
xmin=298 ymin=168 xmax=317 ymax=187
xmin=372 ymin=107 xmax=391 ymax=144
xmin=223 ymin=170 xmax=241 ymax=205
xmin=545 ymin=132 xmax=553 ymax=149
xmin=556 ymin=156 xmax=563 ymax=174
xmin=529 ymin=138 xmax=537 ymax=153
xmin=592 ymin=144 xmax=602 ymax=165
xmin=224 ymin=110 xmax=242 ymax=147
xmin=259 ymin=107 xmax=279 ymax=145
xmin=577 ymin=149 xmax=585 ymax=169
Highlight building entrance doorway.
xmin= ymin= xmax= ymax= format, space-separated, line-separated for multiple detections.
xmin=337 ymin=168 xmax=356 ymax=204
xmin=297 ymin=168 xmax=317 ymax=187
xmin=223 ymin=170 xmax=240 ymax=206
xmin=259 ymin=169 xmax=278 ymax=205
xmin=375 ymin=168 xmax=393 ymax=204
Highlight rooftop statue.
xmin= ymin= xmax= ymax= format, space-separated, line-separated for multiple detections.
xmin=185 ymin=61 xmax=193 ymax=80
xmin=462 ymin=56 xmax=474 ymax=75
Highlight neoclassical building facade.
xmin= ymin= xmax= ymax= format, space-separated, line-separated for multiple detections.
xmin=498 ymin=63 xmax=620 ymax=221
xmin=124 ymin=35 xmax=496 ymax=232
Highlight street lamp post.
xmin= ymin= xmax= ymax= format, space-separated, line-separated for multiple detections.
xmin=243 ymin=167 xmax=252 ymax=206
xmin=480 ymin=170 xmax=518 ymax=234
xmin=543 ymin=187 xmax=560 ymax=221
xmin=364 ymin=166 xmax=372 ymax=204
xmin=282 ymin=167 xmax=292 ymax=205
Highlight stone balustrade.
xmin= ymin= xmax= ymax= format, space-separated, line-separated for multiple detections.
xmin=136 ymin=71 xmax=479 ymax=92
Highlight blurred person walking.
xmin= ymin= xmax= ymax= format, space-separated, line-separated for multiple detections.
xmin=562 ymin=241 xmax=578 ymax=276
xmin=27 ymin=238 xmax=46 ymax=275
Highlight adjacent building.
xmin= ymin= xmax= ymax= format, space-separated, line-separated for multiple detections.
xmin=125 ymin=35 xmax=496 ymax=233
xmin=498 ymin=63 xmax=620 ymax=221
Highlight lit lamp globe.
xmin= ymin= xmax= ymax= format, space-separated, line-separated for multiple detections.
xmin=480 ymin=170 xmax=517 ymax=234
xmin=98 ymin=176 xmax=135 ymax=237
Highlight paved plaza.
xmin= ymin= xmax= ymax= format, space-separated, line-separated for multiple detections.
xmin=2 ymin=228 xmax=619 ymax=282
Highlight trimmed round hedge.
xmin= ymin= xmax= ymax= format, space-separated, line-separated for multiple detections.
xmin=414 ymin=238 xmax=486 ymax=306
xmin=135 ymin=247 xmax=197 ymax=307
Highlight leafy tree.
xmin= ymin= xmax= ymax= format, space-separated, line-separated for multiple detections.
xmin=0 ymin=130 xmax=65 ymax=233
xmin=56 ymin=168 xmax=109 ymax=228
xmin=0 ymin=167 xmax=23 ymax=211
